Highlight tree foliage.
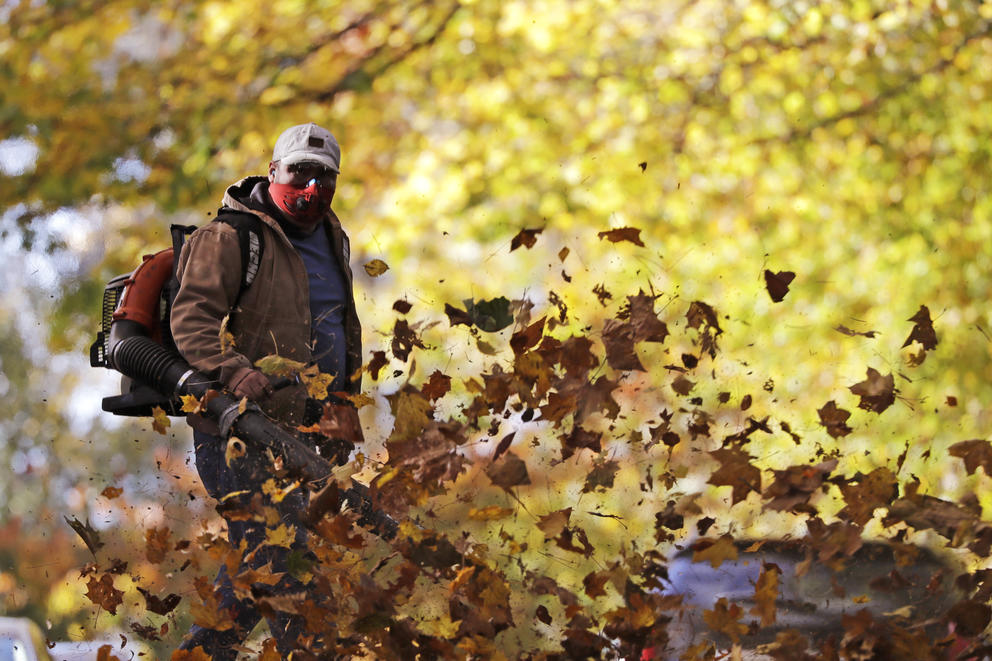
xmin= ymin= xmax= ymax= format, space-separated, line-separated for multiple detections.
xmin=2 ymin=0 xmax=992 ymax=657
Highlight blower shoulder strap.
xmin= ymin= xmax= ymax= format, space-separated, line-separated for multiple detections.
xmin=213 ymin=207 xmax=265 ymax=294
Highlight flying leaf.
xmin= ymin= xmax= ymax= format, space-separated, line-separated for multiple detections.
xmin=224 ymin=437 xmax=246 ymax=467
xmin=100 ymin=486 xmax=122 ymax=500
xmin=151 ymin=405 xmax=170 ymax=434
xmin=818 ymin=400 xmax=852 ymax=438
xmin=597 ymin=227 xmax=645 ymax=247
xmin=510 ymin=228 xmax=542 ymax=251
xmin=485 ymin=452 xmax=531 ymax=490
xmin=255 ymin=354 xmax=306 ymax=377
xmin=949 ymin=440 xmax=992 ymax=477
xmin=750 ymin=564 xmax=780 ymax=627
xmin=849 ymin=367 xmax=895 ymax=413
xmin=537 ymin=509 xmax=571 ymax=539
xmin=468 ymin=505 xmax=515 ymax=521
xmin=301 ymin=369 xmax=334 ymax=399
xmin=85 ymin=574 xmax=124 ymax=615
xmin=367 ymin=350 xmax=389 ymax=380
xmin=265 ymin=523 xmax=298 ymax=548
xmin=145 ymin=526 xmax=170 ymax=564
xmin=219 ymin=313 xmax=236 ymax=353
xmin=444 ymin=303 xmax=474 ymax=327
xmin=510 ymin=316 xmax=546 ymax=355
xmin=393 ymin=299 xmax=412 ymax=314
xmin=492 ymin=432 xmax=515 ymax=463
xmin=835 ymin=325 xmax=878 ymax=338
xmin=464 ymin=297 xmax=514 ymax=332
xmin=763 ymin=269 xmax=795 ymax=302
xmin=421 ymin=370 xmax=452 ymax=401
xmin=581 ymin=459 xmax=620 ymax=493
xmin=692 ymin=535 xmax=739 ymax=569
xmin=180 ymin=394 xmax=202 ymax=413
xmin=625 ymin=292 xmax=668 ymax=343
xmin=709 ymin=448 xmax=761 ymax=505
xmin=391 ymin=318 xmax=428 ymax=361
xmin=363 ymin=258 xmax=389 ymax=277
xmin=602 ymin=319 xmax=644 ymax=371
xmin=137 ymin=587 xmax=181 ymax=616
xmin=902 ymin=305 xmax=938 ymax=351
xmin=65 ymin=516 xmax=104 ymax=555
xmin=702 ymin=598 xmax=749 ymax=643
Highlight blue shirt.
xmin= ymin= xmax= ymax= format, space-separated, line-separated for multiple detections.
xmin=283 ymin=224 xmax=349 ymax=392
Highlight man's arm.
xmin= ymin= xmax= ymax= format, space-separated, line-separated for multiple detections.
xmin=171 ymin=224 xmax=259 ymax=391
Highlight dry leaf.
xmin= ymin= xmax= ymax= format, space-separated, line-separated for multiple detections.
xmin=151 ymin=405 xmax=170 ymax=434
xmin=363 ymin=258 xmax=389 ymax=276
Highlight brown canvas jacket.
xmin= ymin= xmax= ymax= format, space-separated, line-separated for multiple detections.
xmin=171 ymin=176 xmax=362 ymax=429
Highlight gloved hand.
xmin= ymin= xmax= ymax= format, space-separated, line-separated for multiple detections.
xmin=229 ymin=369 xmax=274 ymax=401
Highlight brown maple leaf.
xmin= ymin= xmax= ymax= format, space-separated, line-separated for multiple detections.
xmin=421 ymin=370 xmax=452 ymax=401
xmin=510 ymin=227 xmax=542 ymax=251
xmin=837 ymin=467 xmax=898 ymax=527
xmin=624 ymin=292 xmax=668 ymax=343
xmin=709 ymin=447 xmax=761 ymax=505
xmin=392 ymin=299 xmax=412 ymax=314
xmin=145 ymin=526 xmax=171 ymax=564
xmin=602 ymin=318 xmax=644 ymax=371
xmin=764 ymin=269 xmax=796 ymax=303
xmin=85 ymin=574 xmax=124 ymax=615
xmin=818 ymin=400 xmax=852 ymax=438
xmin=849 ymin=367 xmax=895 ymax=413
xmin=597 ymin=226 xmax=645 ymax=247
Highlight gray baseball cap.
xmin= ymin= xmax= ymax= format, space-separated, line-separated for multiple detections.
xmin=272 ymin=122 xmax=340 ymax=173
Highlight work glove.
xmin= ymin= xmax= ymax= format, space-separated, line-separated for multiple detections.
xmin=229 ymin=368 xmax=274 ymax=401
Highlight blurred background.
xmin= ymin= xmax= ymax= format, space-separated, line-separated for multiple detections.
xmin=1 ymin=0 xmax=991 ymax=655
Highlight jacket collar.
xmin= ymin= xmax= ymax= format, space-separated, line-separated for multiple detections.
xmin=222 ymin=176 xmax=342 ymax=239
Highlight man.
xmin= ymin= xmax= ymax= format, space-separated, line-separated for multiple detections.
xmin=170 ymin=122 xmax=363 ymax=658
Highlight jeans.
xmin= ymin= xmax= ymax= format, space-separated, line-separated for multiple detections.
xmin=179 ymin=429 xmax=314 ymax=659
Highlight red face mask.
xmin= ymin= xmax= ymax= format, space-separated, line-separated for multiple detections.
xmin=269 ymin=179 xmax=333 ymax=224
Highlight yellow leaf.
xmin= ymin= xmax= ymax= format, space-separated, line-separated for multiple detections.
xmin=224 ymin=437 xmax=246 ymax=467
xmin=180 ymin=394 xmax=202 ymax=413
xmin=255 ymin=354 xmax=306 ymax=377
xmin=852 ymin=594 xmax=871 ymax=604
xmin=468 ymin=505 xmax=515 ymax=521
xmin=262 ymin=478 xmax=300 ymax=504
xmin=302 ymin=370 xmax=333 ymax=399
xmin=219 ymin=314 xmax=236 ymax=354
xmin=340 ymin=392 xmax=374 ymax=408
xmin=266 ymin=523 xmax=297 ymax=548
xmin=363 ymin=259 xmax=389 ymax=277
xmin=151 ymin=406 xmax=171 ymax=434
